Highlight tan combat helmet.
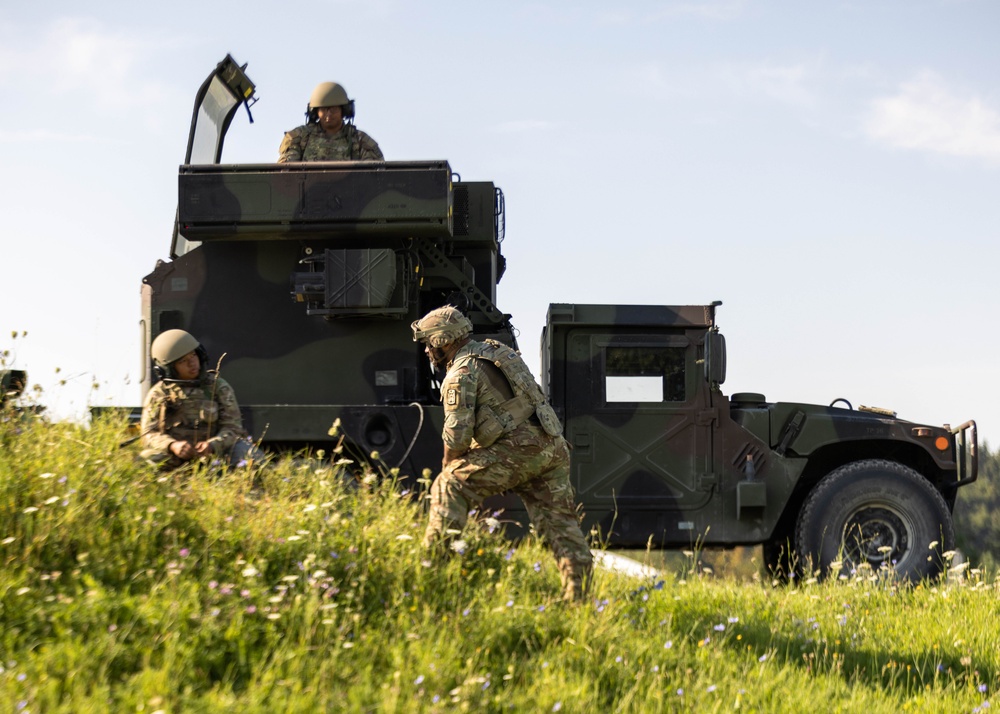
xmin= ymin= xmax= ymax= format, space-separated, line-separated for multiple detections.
xmin=308 ymin=82 xmax=355 ymax=118
xmin=411 ymin=307 xmax=473 ymax=348
xmin=151 ymin=329 xmax=201 ymax=368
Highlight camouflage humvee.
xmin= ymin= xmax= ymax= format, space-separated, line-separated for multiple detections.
xmin=141 ymin=56 xmax=978 ymax=581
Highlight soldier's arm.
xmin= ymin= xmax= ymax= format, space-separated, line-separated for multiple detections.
xmin=441 ymin=364 xmax=476 ymax=465
xmin=140 ymin=387 xmax=177 ymax=454
xmin=357 ymin=131 xmax=384 ymax=161
xmin=277 ymin=130 xmax=304 ymax=163
xmin=207 ymin=379 xmax=246 ymax=454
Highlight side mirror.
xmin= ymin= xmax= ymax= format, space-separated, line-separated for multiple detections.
xmin=705 ymin=331 xmax=726 ymax=386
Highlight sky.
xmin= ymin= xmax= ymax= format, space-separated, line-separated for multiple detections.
xmin=1 ymin=0 xmax=998 ymax=447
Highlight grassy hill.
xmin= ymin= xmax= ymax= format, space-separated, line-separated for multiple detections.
xmin=1 ymin=412 xmax=996 ymax=712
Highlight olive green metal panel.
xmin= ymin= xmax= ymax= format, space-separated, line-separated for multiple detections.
xmin=178 ymin=161 xmax=454 ymax=240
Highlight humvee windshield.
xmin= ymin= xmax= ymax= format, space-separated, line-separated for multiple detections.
xmin=171 ymin=55 xmax=257 ymax=258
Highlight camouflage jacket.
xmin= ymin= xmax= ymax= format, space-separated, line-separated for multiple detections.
xmin=440 ymin=340 xmax=562 ymax=453
xmin=140 ymin=374 xmax=246 ymax=456
xmin=277 ymin=123 xmax=384 ymax=162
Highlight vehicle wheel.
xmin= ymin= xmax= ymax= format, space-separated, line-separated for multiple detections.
xmin=795 ymin=459 xmax=954 ymax=582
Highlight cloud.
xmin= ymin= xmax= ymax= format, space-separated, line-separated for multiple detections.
xmin=865 ymin=71 xmax=1000 ymax=163
xmin=0 ymin=128 xmax=112 ymax=144
xmin=649 ymin=0 xmax=747 ymax=21
xmin=0 ymin=17 xmax=174 ymax=109
xmin=720 ymin=60 xmax=820 ymax=109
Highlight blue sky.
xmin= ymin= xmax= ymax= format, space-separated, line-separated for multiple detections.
xmin=1 ymin=0 xmax=998 ymax=445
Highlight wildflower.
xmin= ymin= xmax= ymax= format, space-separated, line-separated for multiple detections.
xmin=303 ymin=504 xmax=317 ymax=513
xmin=241 ymin=589 xmax=252 ymax=598
xmin=980 ymin=684 xmax=988 ymax=693
xmin=396 ymin=534 xmax=413 ymax=541
xmin=664 ymin=640 xmax=673 ymax=649
xmin=504 ymin=549 xmax=515 ymax=561
xmin=462 ymin=608 xmax=471 ymax=617
xmin=677 ymin=689 xmax=684 ymax=696
xmin=537 ymin=605 xmax=546 ymax=612
xmin=714 ymin=623 xmax=725 ymax=631
xmin=533 ymin=562 xmax=542 ymax=572
xmin=241 ymin=566 xmax=259 ymax=577
xmin=179 ymin=548 xmax=190 ymax=558
xmin=267 ymin=613 xmax=281 ymax=620
xmin=415 ymin=675 xmax=425 ymax=685
xmin=39 ymin=472 xmax=55 ymax=479
xmin=22 ymin=507 xmax=38 ymax=514
xmin=506 ymin=600 xmax=514 ymax=608
xmin=652 ymin=665 xmax=659 ymax=672
xmin=246 ymin=605 xmax=257 ymax=614
xmin=615 ymin=656 xmax=622 ymax=663
xmin=553 ymin=703 xmax=562 ymax=712
xmin=450 ymin=540 xmax=468 ymax=555
xmin=328 ymin=419 xmax=341 ymax=436
xmin=707 ymin=685 xmax=717 ymax=692
xmin=728 ymin=616 xmax=739 ymax=623
xmin=759 ymin=654 xmax=768 ymax=662
xmin=432 ymin=695 xmax=440 ymax=704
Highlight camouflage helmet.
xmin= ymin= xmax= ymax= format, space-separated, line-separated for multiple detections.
xmin=411 ymin=307 xmax=473 ymax=348
xmin=151 ymin=329 xmax=200 ymax=367
xmin=309 ymin=82 xmax=350 ymax=110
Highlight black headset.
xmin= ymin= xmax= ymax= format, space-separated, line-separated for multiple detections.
xmin=152 ymin=344 xmax=210 ymax=382
xmin=306 ymin=99 xmax=356 ymax=123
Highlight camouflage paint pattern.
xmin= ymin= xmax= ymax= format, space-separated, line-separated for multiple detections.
xmin=138 ymin=57 xmax=978 ymax=578
xmin=139 ymin=373 xmax=248 ymax=468
xmin=278 ymin=123 xmax=384 ymax=162
xmin=540 ymin=302 xmax=976 ymax=566
xmin=424 ymin=423 xmax=593 ymax=602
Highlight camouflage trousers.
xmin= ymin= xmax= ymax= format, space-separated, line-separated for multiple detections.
xmin=424 ymin=423 xmax=593 ymax=602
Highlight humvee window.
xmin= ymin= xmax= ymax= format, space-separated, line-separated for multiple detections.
xmin=604 ymin=346 xmax=685 ymax=403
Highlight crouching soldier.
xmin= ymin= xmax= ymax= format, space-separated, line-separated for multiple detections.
xmin=411 ymin=307 xmax=593 ymax=602
xmin=140 ymin=330 xmax=257 ymax=470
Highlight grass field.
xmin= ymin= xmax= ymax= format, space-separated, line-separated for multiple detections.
xmin=1 ymin=412 xmax=996 ymax=712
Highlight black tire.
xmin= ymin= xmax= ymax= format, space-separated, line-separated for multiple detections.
xmin=795 ymin=459 xmax=954 ymax=583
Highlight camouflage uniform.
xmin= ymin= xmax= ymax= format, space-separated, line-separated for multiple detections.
xmin=277 ymin=123 xmax=384 ymax=162
xmin=140 ymin=373 xmax=251 ymax=469
xmin=425 ymin=339 xmax=594 ymax=602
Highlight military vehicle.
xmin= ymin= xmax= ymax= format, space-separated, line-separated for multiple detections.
xmin=1 ymin=369 xmax=27 ymax=407
xmin=141 ymin=56 xmax=978 ymax=581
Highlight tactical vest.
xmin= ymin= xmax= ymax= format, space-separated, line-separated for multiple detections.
xmin=156 ymin=374 xmax=223 ymax=440
xmin=454 ymin=339 xmax=563 ymax=447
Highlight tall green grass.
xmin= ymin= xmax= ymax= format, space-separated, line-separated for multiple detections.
xmin=1 ymin=408 xmax=996 ymax=712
